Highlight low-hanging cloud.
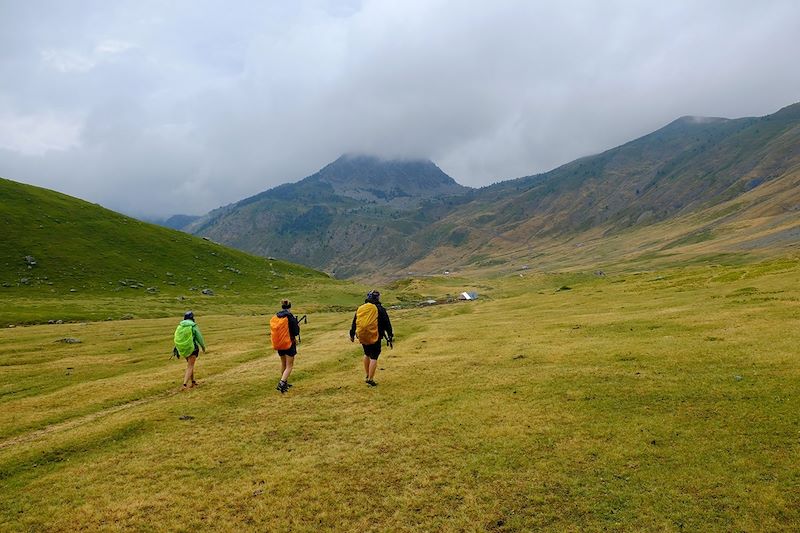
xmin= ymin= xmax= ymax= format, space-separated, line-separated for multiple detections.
xmin=1 ymin=0 xmax=799 ymax=218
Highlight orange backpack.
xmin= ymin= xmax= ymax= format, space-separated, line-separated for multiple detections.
xmin=270 ymin=315 xmax=292 ymax=350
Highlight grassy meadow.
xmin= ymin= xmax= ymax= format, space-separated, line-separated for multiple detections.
xmin=2 ymin=256 xmax=799 ymax=531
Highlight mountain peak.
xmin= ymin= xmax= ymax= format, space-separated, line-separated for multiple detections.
xmin=309 ymin=154 xmax=468 ymax=204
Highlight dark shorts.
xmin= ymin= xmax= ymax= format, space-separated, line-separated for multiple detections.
xmin=174 ymin=345 xmax=199 ymax=358
xmin=362 ymin=341 xmax=381 ymax=360
xmin=277 ymin=343 xmax=297 ymax=357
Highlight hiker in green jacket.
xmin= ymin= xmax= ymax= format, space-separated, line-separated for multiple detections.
xmin=173 ymin=311 xmax=206 ymax=390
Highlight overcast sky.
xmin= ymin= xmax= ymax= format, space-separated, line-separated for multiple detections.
xmin=1 ymin=1 xmax=799 ymax=218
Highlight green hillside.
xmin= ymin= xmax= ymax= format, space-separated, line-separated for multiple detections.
xmin=0 ymin=177 xmax=362 ymax=325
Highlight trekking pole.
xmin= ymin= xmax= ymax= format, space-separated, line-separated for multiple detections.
xmin=296 ymin=315 xmax=307 ymax=344
xmin=384 ymin=333 xmax=393 ymax=349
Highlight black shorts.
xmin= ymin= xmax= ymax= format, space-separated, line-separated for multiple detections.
xmin=277 ymin=343 xmax=297 ymax=357
xmin=175 ymin=345 xmax=200 ymax=358
xmin=362 ymin=341 xmax=381 ymax=360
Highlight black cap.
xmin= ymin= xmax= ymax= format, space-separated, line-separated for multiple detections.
xmin=366 ymin=290 xmax=380 ymax=302
xmin=184 ymin=311 xmax=194 ymax=320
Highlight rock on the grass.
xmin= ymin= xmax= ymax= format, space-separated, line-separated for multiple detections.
xmin=56 ymin=338 xmax=81 ymax=344
xmin=120 ymin=314 xmax=135 ymax=320
xmin=24 ymin=255 xmax=37 ymax=267
xmin=201 ymin=288 xmax=215 ymax=296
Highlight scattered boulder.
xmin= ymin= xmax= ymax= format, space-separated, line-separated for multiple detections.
xmin=179 ymin=415 xmax=194 ymax=421
xmin=201 ymin=288 xmax=215 ymax=296
xmin=56 ymin=338 xmax=82 ymax=344
xmin=69 ymin=288 xmax=77 ymax=293
xmin=24 ymin=256 xmax=37 ymax=267
xmin=120 ymin=314 xmax=135 ymax=320
xmin=146 ymin=287 xmax=158 ymax=293
xmin=20 ymin=278 xmax=30 ymax=285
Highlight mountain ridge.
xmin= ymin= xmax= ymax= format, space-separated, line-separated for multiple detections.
xmin=182 ymin=102 xmax=800 ymax=278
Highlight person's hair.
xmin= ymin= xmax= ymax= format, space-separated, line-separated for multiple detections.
xmin=184 ymin=311 xmax=194 ymax=320
xmin=366 ymin=290 xmax=380 ymax=302
xmin=281 ymin=299 xmax=291 ymax=309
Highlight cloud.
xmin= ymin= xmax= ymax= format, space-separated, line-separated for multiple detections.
xmin=0 ymin=111 xmax=83 ymax=155
xmin=0 ymin=0 xmax=799 ymax=217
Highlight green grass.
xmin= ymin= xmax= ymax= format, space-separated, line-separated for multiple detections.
xmin=0 ymin=177 xmax=367 ymax=326
xmin=2 ymin=257 xmax=799 ymax=531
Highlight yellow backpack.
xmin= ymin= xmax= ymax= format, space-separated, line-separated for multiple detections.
xmin=355 ymin=303 xmax=379 ymax=345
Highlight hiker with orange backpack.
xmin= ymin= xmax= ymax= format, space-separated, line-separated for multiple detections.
xmin=350 ymin=290 xmax=393 ymax=387
xmin=270 ymin=299 xmax=301 ymax=393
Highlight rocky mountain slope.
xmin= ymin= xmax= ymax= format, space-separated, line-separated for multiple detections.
xmin=184 ymin=155 xmax=469 ymax=277
xmin=408 ymin=102 xmax=800 ymax=273
xmin=184 ymin=103 xmax=800 ymax=278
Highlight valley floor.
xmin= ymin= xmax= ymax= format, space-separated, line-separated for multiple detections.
xmin=1 ymin=258 xmax=799 ymax=531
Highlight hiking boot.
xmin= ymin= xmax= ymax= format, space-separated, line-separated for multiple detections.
xmin=276 ymin=380 xmax=288 ymax=393
xmin=366 ymin=379 xmax=378 ymax=387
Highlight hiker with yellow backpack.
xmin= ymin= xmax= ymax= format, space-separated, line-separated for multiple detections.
xmin=270 ymin=299 xmax=301 ymax=393
xmin=350 ymin=290 xmax=393 ymax=387
xmin=173 ymin=311 xmax=206 ymax=390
